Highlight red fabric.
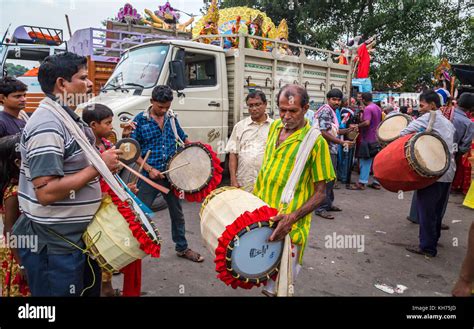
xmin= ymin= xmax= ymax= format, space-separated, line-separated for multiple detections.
xmin=99 ymin=180 xmax=161 ymax=258
xmin=373 ymin=133 xmax=439 ymax=192
xmin=452 ymin=153 xmax=472 ymax=194
xmin=120 ymin=259 xmax=142 ymax=297
xmin=356 ymin=43 xmax=370 ymax=79
xmin=172 ymin=143 xmax=223 ymax=203
xmin=214 ymin=205 xmax=278 ymax=289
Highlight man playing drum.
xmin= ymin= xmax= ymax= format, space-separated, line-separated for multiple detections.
xmin=131 ymin=85 xmax=204 ymax=263
xmin=226 ymin=90 xmax=273 ymax=192
xmin=12 ymin=52 xmax=122 ymax=296
xmin=253 ymin=84 xmax=336 ymax=296
xmin=400 ymin=90 xmax=456 ymax=258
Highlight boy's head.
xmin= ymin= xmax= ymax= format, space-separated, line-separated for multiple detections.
xmin=82 ymin=104 xmax=114 ymax=139
xmin=419 ymin=90 xmax=441 ymax=114
xmin=38 ymin=52 xmax=92 ymax=105
xmin=0 ymin=77 xmax=27 ymax=112
xmin=150 ymin=85 xmax=174 ymax=116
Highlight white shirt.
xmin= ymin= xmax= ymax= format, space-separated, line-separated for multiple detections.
xmin=400 ymin=110 xmax=456 ymax=183
xmin=225 ymin=114 xmax=273 ymax=191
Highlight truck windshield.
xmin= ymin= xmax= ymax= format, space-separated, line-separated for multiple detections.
xmin=105 ymin=44 xmax=169 ymax=90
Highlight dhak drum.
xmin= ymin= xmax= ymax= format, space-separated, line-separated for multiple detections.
xmin=373 ymin=132 xmax=449 ymax=192
xmin=200 ymin=187 xmax=282 ymax=288
xmin=84 ymin=187 xmax=161 ymax=273
xmin=166 ymin=142 xmax=222 ymax=202
xmin=376 ymin=114 xmax=413 ymax=146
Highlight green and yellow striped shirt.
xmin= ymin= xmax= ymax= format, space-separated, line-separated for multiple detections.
xmin=253 ymin=119 xmax=336 ymax=262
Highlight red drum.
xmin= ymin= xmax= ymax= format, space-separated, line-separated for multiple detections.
xmin=373 ymin=132 xmax=450 ymax=192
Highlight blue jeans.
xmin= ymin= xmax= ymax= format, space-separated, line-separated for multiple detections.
xmin=137 ymin=178 xmax=188 ymax=252
xmin=316 ymin=154 xmax=337 ymax=212
xmin=337 ymin=145 xmax=355 ymax=184
xmin=358 ymin=157 xmax=379 ymax=185
xmin=18 ymin=247 xmax=101 ymax=296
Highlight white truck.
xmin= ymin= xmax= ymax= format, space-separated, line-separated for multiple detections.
xmin=86 ymin=33 xmax=352 ymax=160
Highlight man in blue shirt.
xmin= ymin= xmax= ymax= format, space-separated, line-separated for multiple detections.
xmin=132 ymin=85 xmax=204 ymax=262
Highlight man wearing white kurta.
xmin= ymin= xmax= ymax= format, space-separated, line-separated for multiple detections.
xmin=226 ymin=91 xmax=273 ymax=192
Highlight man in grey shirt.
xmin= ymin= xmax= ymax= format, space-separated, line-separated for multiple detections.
xmin=13 ymin=52 xmax=121 ymax=296
xmin=400 ymin=90 xmax=456 ymax=258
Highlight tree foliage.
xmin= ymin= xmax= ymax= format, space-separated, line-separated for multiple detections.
xmin=213 ymin=0 xmax=473 ymax=91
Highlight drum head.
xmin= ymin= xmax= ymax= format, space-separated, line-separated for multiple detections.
xmin=116 ymin=138 xmax=141 ymax=164
xmin=377 ymin=114 xmax=412 ymax=143
xmin=227 ymin=222 xmax=283 ymax=282
xmin=167 ymin=144 xmax=213 ymax=193
xmin=412 ymin=133 xmax=449 ymax=176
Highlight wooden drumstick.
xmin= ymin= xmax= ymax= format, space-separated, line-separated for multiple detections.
xmin=119 ymin=160 xmax=170 ymax=194
xmin=160 ymin=162 xmax=190 ymax=175
xmin=131 ymin=150 xmax=151 ymax=185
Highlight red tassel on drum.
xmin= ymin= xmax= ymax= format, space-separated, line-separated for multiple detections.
xmin=100 ymin=180 xmax=161 ymax=258
xmin=214 ymin=205 xmax=279 ymax=289
xmin=172 ymin=143 xmax=223 ymax=203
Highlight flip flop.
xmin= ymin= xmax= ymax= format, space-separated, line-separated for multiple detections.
xmin=177 ymin=248 xmax=204 ymax=262
xmin=368 ymin=183 xmax=382 ymax=190
xmin=315 ymin=210 xmax=335 ymax=220
xmin=348 ymin=183 xmax=366 ymax=190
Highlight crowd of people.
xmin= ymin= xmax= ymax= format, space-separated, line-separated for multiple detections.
xmin=0 ymin=51 xmax=473 ymax=297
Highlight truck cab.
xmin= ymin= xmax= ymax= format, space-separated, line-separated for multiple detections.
xmin=87 ymin=40 xmax=228 ymax=152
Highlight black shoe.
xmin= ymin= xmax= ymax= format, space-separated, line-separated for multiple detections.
xmin=405 ymin=246 xmax=435 ymax=258
xmin=441 ymin=224 xmax=450 ymax=230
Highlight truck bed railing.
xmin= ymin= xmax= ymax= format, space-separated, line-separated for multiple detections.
xmin=192 ymin=33 xmax=348 ymax=62
xmin=68 ymin=27 xmax=173 ymax=63
xmin=10 ymin=25 xmax=64 ymax=46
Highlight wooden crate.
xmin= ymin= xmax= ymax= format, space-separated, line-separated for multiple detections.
xmin=25 ymin=92 xmax=45 ymax=113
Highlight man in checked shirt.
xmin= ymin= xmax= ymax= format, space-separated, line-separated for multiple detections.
xmin=131 ymin=85 xmax=204 ymax=263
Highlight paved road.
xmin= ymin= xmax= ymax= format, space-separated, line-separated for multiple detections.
xmin=114 ymin=178 xmax=472 ymax=297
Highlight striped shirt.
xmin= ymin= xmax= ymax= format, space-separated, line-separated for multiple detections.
xmin=253 ymin=119 xmax=336 ymax=263
xmin=14 ymin=99 xmax=101 ymax=254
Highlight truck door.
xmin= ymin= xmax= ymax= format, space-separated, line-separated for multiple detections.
xmin=168 ymin=48 xmax=225 ymax=155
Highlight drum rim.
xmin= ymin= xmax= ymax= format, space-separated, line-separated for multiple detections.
xmin=199 ymin=186 xmax=237 ymax=217
xmin=225 ymin=221 xmax=282 ymax=285
xmin=116 ymin=138 xmax=141 ymax=165
xmin=405 ymin=132 xmax=450 ymax=177
xmin=166 ymin=143 xmax=214 ymax=194
xmin=126 ymin=199 xmax=161 ymax=244
xmin=376 ymin=113 xmax=413 ymax=144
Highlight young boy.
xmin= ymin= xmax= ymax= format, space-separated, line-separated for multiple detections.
xmin=400 ymin=90 xmax=456 ymax=258
xmin=82 ymin=104 xmax=119 ymax=296
xmin=82 ymin=104 xmax=139 ymax=297
xmin=0 ymin=77 xmax=28 ymax=138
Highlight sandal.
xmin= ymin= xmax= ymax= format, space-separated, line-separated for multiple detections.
xmin=368 ymin=183 xmax=382 ymax=190
xmin=177 ymin=248 xmax=204 ymax=262
xmin=315 ymin=210 xmax=335 ymax=220
xmin=348 ymin=183 xmax=366 ymax=190
xmin=328 ymin=205 xmax=342 ymax=212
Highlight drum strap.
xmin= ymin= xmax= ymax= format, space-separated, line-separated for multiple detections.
xmin=168 ymin=110 xmax=185 ymax=147
xmin=276 ymin=126 xmax=321 ymax=297
xmin=426 ymin=111 xmax=436 ymax=133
